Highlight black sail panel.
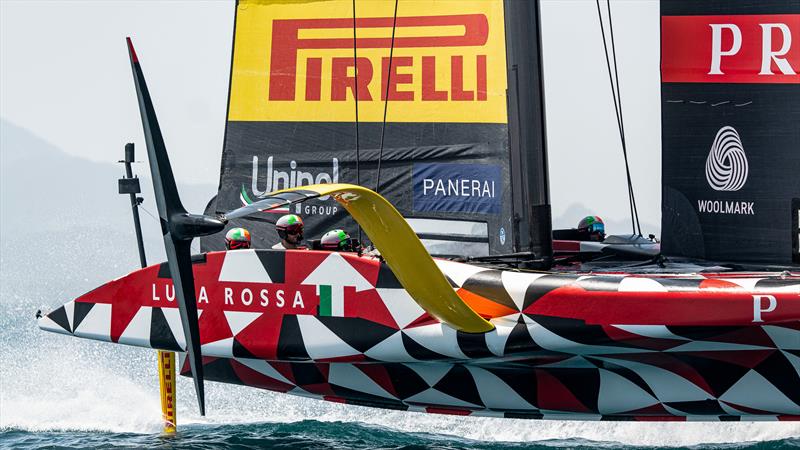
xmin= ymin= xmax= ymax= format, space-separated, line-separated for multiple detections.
xmin=660 ymin=0 xmax=800 ymax=264
xmin=503 ymin=0 xmax=551 ymax=263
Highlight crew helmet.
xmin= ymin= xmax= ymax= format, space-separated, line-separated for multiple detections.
xmin=276 ymin=214 xmax=304 ymax=240
xmin=225 ymin=227 xmax=252 ymax=250
xmin=320 ymin=229 xmax=352 ymax=251
xmin=577 ymin=215 xmax=605 ymax=236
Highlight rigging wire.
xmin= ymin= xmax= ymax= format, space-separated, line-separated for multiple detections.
xmin=606 ymin=0 xmax=642 ymax=236
xmin=596 ymin=0 xmax=642 ymax=236
xmin=352 ymin=0 xmax=361 ymax=187
xmin=352 ymin=0 xmax=362 ymax=244
xmin=375 ymin=0 xmax=399 ymax=194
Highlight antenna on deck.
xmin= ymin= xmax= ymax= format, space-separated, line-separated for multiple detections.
xmin=117 ymin=143 xmax=177 ymax=434
xmin=118 ymin=143 xmax=147 ymax=268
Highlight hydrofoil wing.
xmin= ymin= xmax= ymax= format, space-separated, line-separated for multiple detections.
xmin=224 ymin=183 xmax=495 ymax=334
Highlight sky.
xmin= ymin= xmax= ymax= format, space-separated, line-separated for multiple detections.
xmin=0 ymin=0 xmax=662 ymax=233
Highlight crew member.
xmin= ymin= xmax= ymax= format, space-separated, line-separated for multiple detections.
xmin=577 ymin=215 xmax=605 ymax=242
xmin=273 ymin=214 xmax=305 ymax=249
xmin=320 ymin=229 xmax=354 ymax=252
xmin=225 ymin=227 xmax=252 ymax=250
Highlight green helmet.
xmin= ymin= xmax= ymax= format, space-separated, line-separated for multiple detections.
xmin=225 ymin=227 xmax=251 ymax=250
xmin=577 ymin=215 xmax=605 ymax=241
xmin=276 ymin=214 xmax=304 ymax=240
xmin=320 ymin=229 xmax=352 ymax=251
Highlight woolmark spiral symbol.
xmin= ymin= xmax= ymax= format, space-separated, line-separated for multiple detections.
xmin=705 ymin=126 xmax=748 ymax=191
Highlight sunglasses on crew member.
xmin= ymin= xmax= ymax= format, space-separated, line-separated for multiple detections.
xmin=587 ymin=223 xmax=605 ymax=234
xmin=228 ymin=240 xmax=251 ymax=249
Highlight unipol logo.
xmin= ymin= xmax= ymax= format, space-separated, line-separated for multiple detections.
xmin=245 ymin=156 xmax=341 ymax=216
xmin=705 ymin=126 xmax=749 ymax=192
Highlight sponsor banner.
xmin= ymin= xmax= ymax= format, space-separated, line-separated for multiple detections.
xmin=412 ymin=163 xmax=501 ymax=214
xmin=661 ymin=83 xmax=800 ymax=263
xmin=203 ymin=121 xmax=513 ymax=255
xmin=204 ymin=0 xmax=518 ymax=257
xmin=229 ymin=0 xmax=507 ymax=123
xmin=662 ymin=14 xmax=800 ymax=84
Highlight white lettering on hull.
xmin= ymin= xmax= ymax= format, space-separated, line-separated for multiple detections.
xmin=150 ymin=284 xmax=307 ymax=310
xmin=753 ymin=294 xmax=777 ymax=322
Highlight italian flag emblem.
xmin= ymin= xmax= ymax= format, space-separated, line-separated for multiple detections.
xmin=305 ymin=253 xmax=374 ymax=318
xmin=317 ymin=285 xmax=343 ymax=317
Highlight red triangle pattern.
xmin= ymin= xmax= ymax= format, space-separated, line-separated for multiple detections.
xmin=269 ymin=361 xmax=296 ymax=385
xmin=197 ymin=307 xmax=234 ymax=346
xmin=284 ymin=250 xmax=333 ymax=285
xmin=230 ymin=359 xmax=294 ymax=393
xmin=535 ymin=369 xmax=589 ymax=413
xmin=339 ymin=253 xmax=381 ymax=287
xmin=233 ymin=314 xmax=284 ymax=360
xmin=344 ymin=287 xmax=398 ymax=328
xmin=403 ymin=312 xmax=441 ymax=329
xmin=357 ymin=364 xmax=400 ymax=399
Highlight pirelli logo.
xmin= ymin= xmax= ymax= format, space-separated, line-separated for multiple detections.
xmin=229 ymin=0 xmax=507 ymax=123
xmin=269 ymin=14 xmax=489 ymax=102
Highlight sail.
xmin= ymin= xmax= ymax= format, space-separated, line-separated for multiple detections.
xmin=202 ymin=0 xmax=528 ymax=257
xmin=660 ymin=0 xmax=800 ymax=264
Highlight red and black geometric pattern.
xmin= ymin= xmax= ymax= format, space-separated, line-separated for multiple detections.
xmin=40 ymin=249 xmax=800 ymax=420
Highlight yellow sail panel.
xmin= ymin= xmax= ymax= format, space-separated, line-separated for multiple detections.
xmin=268 ymin=183 xmax=494 ymax=333
xmin=230 ymin=0 xmax=507 ymax=123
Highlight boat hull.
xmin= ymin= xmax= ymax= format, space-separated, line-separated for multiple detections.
xmin=39 ymin=249 xmax=800 ymax=420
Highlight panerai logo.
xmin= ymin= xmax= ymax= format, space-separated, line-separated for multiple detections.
xmin=412 ymin=163 xmax=502 ymax=214
xmin=698 ymin=126 xmax=755 ymax=215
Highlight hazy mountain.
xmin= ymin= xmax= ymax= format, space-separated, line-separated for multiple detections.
xmin=0 ymin=119 xmax=217 ymax=257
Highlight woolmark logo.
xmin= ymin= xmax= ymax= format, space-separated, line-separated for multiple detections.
xmin=705 ymin=126 xmax=749 ymax=192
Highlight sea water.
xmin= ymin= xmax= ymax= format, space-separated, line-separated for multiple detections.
xmin=1 ymin=221 xmax=799 ymax=449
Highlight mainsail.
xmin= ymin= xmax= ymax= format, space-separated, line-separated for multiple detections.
xmin=202 ymin=0 xmax=550 ymax=259
xmin=660 ymin=0 xmax=800 ymax=264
